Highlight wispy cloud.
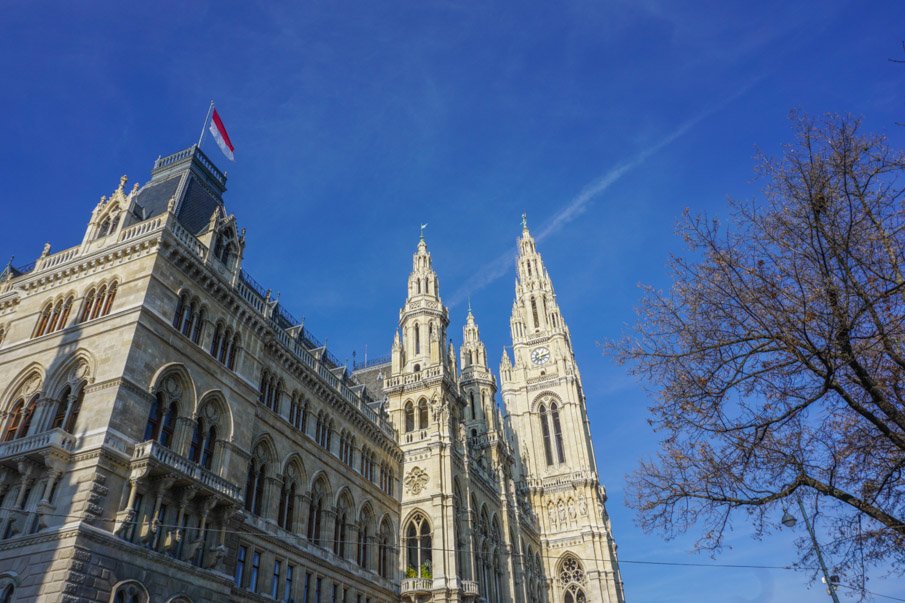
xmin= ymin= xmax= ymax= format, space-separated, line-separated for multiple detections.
xmin=447 ymin=76 xmax=763 ymax=308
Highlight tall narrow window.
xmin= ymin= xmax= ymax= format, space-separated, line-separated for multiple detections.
xmin=418 ymin=399 xmax=428 ymax=429
xmin=414 ymin=324 xmax=420 ymax=355
xmin=63 ymin=387 xmax=83 ymax=433
xmin=551 ymin=402 xmax=566 ymax=463
xmin=201 ymin=425 xmax=217 ymax=470
xmin=173 ymin=293 xmax=186 ymax=329
xmin=253 ymin=464 xmax=266 ymax=516
xmin=3 ymin=400 xmax=24 ymax=441
xmin=189 ymin=418 xmax=204 ymax=463
xmin=159 ymin=402 xmax=178 ymax=447
xmin=531 ymin=298 xmax=539 ymax=330
xmin=102 ymin=283 xmax=117 ymax=315
xmin=249 ymin=550 xmax=261 ymax=592
xmin=192 ymin=309 xmax=205 ymax=343
xmin=404 ymin=402 xmax=415 ymax=432
xmin=244 ymin=462 xmax=258 ymax=512
xmin=210 ymin=323 xmax=223 ymax=359
xmin=34 ymin=304 xmax=52 ymax=337
xmin=271 ymin=559 xmax=282 ymax=599
xmin=91 ymin=285 xmax=107 ymax=319
xmin=227 ymin=333 xmax=240 ymax=369
xmin=235 ymin=546 xmax=248 ymax=586
xmin=144 ymin=393 xmax=164 ymax=441
xmin=539 ymin=404 xmax=554 ymax=466
xmin=59 ymin=297 xmax=73 ymax=328
xmin=52 ymin=386 xmax=72 ymax=430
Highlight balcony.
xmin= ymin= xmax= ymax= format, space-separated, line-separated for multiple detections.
xmin=461 ymin=580 xmax=479 ymax=597
xmin=0 ymin=428 xmax=75 ymax=466
xmin=130 ymin=440 xmax=242 ymax=502
xmin=401 ymin=578 xmax=433 ymax=595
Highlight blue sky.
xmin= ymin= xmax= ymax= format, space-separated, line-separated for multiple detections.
xmin=2 ymin=2 xmax=904 ymax=601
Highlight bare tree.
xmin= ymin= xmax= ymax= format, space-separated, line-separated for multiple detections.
xmin=615 ymin=114 xmax=905 ymax=585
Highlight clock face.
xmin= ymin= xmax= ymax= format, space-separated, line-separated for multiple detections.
xmin=531 ymin=347 xmax=551 ymax=366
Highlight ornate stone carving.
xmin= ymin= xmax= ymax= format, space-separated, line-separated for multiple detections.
xmin=404 ymin=466 xmax=429 ymax=495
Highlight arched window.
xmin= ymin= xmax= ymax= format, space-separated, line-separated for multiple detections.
xmin=218 ymin=329 xmax=231 ymax=364
xmin=418 ymin=399 xmax=428 ymax=429
xmin=189 ymin=418 xmax=204 ymax=463
xmin=34 ymin=304 xmax=52 ymax=337
xmin=469 ymin=392 xmax=476 ymax=420
xmin=97 ymin=217 xmax=112 ymax=239
xmin=559 ymin=555 xmax=587 ymax=603
xmin=227 ymin=333 xmax=240 ymax=369
xmin=91 ymin=285 xmax=107 ymax=319
xmin=357 ymin=507 xmax=372 ymax=568
xmin=201 ymin=425 xmax=217 ymax=470
xmin=3 ymin=400 xmax=25 ymax=441
xmin=414 ymin=324 xmax=420 ymax=355
xmin=378 ymin=519 xmax=393 ymax=579
xmin=59 ymin=386 xmax=84 ymax=433
xmin=192 ymin=308 xmax=205 ymax=344
xmin=333 ymin=496 xmax=351 ymax=558
xmin=307 ymin=481 xmax=326 ymax=545
xmin=405 ymin=513 xmax=432 ymax=578
xmin=182 ymin=302 xmax=196 ymax=337
xmin=173 ymin=293 xmax=186 ymax=329
xmin=52 ymin=385 xmax=72 ymax=430
xmin=531 ymin=298 xmax=540 ymax=329
xmin=278 ymin=479 xmax=297 ymax=531
xmin=210 ymin=323 xmax=223 ymax=359
xmin=0 ymin=584 xmax=13 ymax=603
xmin=160 ymin=402 xmax=178 ymax=448
xmin=404 ymin=402 xmax=415 ymax=432
xmin=551 ymin=402 xmax=566 ymax=463
xmin=59 ymin=297 xmax=73 ymax=329
xmin=539 ymin=404 xmax=554 ymax=466
xmin=244 ymin=460 xmax=266 ymax=516
xmin=144 ymin=392 xmax=164 ymax=441
xmin=102 ymin=283 xmax=117 ymax=315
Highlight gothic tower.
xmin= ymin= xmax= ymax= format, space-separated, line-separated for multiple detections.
xmin=500 ymin=218 xmax=624 ymax=603
xmin=384 ymin=234 xmax=471 ymax=601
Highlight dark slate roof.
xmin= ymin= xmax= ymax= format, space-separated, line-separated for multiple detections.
xmin=177 ymin=178 xmax=221 ymax=234
xmin=132 ymin=175 xmax=181 ymax=221
xmin=132 ymin=146 xmax=227 ymax=235
xmin=353 ymin=362 xmax=390 ymax=402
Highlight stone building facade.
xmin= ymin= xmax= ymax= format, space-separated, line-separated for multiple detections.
xmin=0 ymin=145 xmax=623 ymax=603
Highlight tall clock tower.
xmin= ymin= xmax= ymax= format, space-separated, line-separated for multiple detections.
xmin=500 ymin=218 xmax=624 ymax=603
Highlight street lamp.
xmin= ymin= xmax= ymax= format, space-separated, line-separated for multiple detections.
xmin=781 ymin=493 xmax=841 ymax=603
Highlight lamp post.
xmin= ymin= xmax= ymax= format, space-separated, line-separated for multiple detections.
xmin=781 ymin=494 xmax=841 ymax=603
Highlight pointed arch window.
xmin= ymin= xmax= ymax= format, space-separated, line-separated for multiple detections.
xmin=559 ymin=556 xmax=587 ymax=603
xmin=201 ymin=424 xmax=217 ymax=470
xmin=334 ymin=498 xmax=351 ymax=557
xmin=405 ymin=513 xmax=432 ymax=577
xmin=469 ymin=392 xmax=476 ymax=420
xmin=278 ymin=479 xmax=297 ymax=531
xmin=53 ymin=385 xmax=84 ymax=433
xmin=227 ymin=333 xmax=240 ymax=369
xmin=3 ymin=400 xmax=25 ymax=441
xmin=173 ymin=293 xmax=187 ymax=329
xmin=245 ymin=459 xmax=266 ymax=516
xmin=192 ymin=308 xmax=205 ymax=344
xmin=357 ymin=508 xmax=372 ymax=568
xmin=404 ymin=402 xmax=415 ymax=432
xmin=378 ymin=520 xmax=393 ymax=578
xmin=34 ymin=303 xmax=52 ymax=337
xmin=414 ymin=324 xmax=421 ymax=355
xmin=159 ymin=402 xmax=178 ymax=447
xmin=531 ymin=298 xmax=540 ymax=330
xmin=91 ymin=285 xmax=107 ymax=319
xmin=144 ymin=392 xmax=164 ymax=441
xmin=307 ymin=481 xmax=326 ymax=544
xmin=103 ymin=282 xmax=117 ymax=315
xmin=418 ymin=399 xmax=429 ymax=429
xmin=539 ymin=404 xmax=554 ymax=466
xmin=551 ymin=402 xmax=566 ymax=463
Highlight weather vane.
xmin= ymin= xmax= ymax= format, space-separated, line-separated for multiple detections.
xmin=522 ymin=212 xmax=527 ymax=229
xmin=420 ymin=223 xmax=428 ymax=240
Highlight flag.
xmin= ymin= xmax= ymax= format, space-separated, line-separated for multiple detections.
xmin=208 ymin=108 xmax=235 ymax=161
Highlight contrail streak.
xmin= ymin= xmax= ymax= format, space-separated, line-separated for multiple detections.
xmin=447 ymin=77 xmax=761 ymax=309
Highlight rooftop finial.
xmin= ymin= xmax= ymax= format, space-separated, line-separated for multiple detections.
xmin=522 ymin=212 xmax=528 ymax=230
xmin=119 ymin=175 xmax=128 ymax=191
xmin=467 ymin=296 xmax=472 ymax=314
xmin=420 ymin=222 xmax=428 ymax=241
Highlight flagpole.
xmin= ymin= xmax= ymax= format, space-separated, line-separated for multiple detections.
xmin=197 ymin=100 xmax=214 ymax=148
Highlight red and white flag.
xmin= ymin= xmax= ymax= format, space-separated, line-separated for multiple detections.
xmin=208 ymin=108 xmax=235 ymax=161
